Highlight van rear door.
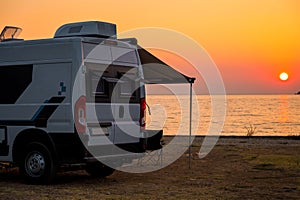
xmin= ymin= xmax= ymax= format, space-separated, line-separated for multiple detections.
xmin=84 ymin=44 xmax=142 ymax=147
xmin=85 ymin=62 xmax=141 ymax=144
xmin=85 ymin=62 xmax=115 ymax=146
xmin=110 ymin=65 xmax=140 ymax=144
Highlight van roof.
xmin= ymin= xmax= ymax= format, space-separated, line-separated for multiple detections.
xmin=0 ymin=36 xmax=135 ymax=50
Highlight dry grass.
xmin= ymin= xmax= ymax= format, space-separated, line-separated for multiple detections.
xmin=245 ymin=124 xmax=257 ymax=137
xmin=1 ymin=136 xmax=300 ymax=199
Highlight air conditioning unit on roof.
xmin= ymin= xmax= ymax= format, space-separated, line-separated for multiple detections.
xmin=54 ymin=21 xmax=116 ymax=38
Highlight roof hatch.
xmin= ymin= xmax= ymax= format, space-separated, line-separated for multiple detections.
xmin=54 ymin=21 xmax=116 ymax=38
xmin=0 ymin=26 xmax=23 ymax=42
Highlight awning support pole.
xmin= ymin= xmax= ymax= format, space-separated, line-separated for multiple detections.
xmin=189 ymin=82 xmax=193 ymax=169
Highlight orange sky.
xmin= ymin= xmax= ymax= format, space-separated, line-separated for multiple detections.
xmin=1 ymin=0 xmax=300 ymax=94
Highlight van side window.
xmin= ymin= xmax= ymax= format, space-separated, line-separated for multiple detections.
xmin=0 ymin=65 xmax=33 ymax=104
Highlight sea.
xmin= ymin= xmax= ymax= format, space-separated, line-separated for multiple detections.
xmin=145 ymin=95 xmax=300 ymax=136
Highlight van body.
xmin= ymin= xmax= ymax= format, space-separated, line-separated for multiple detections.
xmin=0 ymin=21 xmax=159 ymax=184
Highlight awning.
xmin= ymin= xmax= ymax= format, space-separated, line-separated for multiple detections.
xmin=138 ymin=46 xmax=195 ymax=169
xmin=138 ymin=47 xmax=195 ymax=84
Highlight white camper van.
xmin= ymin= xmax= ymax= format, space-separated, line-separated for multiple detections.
xmin=0 ymin=21 xmax=163 ymax=184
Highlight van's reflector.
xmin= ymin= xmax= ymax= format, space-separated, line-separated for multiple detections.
xmin=75 ymin=96 xmax=86 ymax=133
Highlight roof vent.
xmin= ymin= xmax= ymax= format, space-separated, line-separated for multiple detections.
xmin=54 ymin=21 xmax=116 ymax=38
xmin=0 ymin=26 xmax=23 ymax=42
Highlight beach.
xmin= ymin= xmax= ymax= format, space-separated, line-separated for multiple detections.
xmin=0 ymin=136 xmax=300 ymax=199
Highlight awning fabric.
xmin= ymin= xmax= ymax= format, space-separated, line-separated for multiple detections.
xmin=138 ymin=47 xmax=195 ymax=84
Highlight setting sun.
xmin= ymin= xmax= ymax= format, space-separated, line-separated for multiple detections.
xmin=279 ymin=72 xmax=289 ymax=81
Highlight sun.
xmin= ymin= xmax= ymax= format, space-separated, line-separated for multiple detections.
xmin=279 ymin=72 xmax=289 ymax=81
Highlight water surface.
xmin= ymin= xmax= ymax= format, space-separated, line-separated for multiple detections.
xmin=146 ymin=95 xmax=300 ymax=136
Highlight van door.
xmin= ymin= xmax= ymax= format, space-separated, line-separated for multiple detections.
xmin=111 ymin=65 xmax=141 ymax=144
xmin=85 ymin=62 xmax=141 ymax=145
xmin=110 ymin=46 xmax=141 ymax=145
xmin=85 ymin=62 xmax=116 ymax=146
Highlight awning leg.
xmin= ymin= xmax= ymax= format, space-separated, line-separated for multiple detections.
xmin=189 ymin=82 xmax=193 ymax=169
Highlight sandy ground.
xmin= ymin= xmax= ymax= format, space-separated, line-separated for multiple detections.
xmin=0 ymin=136 xmax=300 ymax=200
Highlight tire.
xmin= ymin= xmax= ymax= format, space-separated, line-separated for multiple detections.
xmin=19 ymin=142 xmax=57 ymax=184
xmin=85 ymin=162 xmax=115 ymax=178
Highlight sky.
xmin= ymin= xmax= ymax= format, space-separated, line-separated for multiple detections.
xmin=1 ymin=0 xmax=300 ymax=94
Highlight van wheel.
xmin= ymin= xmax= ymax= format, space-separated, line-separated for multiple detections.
xmin=85 ymin=162 xmax=115 ymax=178
xmin=19 ymin=142 xmax=57 ymax=184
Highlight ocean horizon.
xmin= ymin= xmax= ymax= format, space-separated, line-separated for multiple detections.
xmin=145 ymin=94 xmax=300 ymax=136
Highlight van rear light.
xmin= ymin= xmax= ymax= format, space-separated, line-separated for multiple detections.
xmin=75 ymin=95 xmax=86 ymax=134
xmin=140 ymin=98 xmax=146 ymax=128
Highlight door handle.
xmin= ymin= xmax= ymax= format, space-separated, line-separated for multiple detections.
xmin=119 ymin=105 xmax=124 ymax=118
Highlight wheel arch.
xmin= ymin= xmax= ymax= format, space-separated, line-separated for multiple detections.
xmin=12 ymin=129 xmax=57 ymax=163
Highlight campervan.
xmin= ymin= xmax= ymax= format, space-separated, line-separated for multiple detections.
xmin=0 ymin=21 xmax=162 ymax=184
